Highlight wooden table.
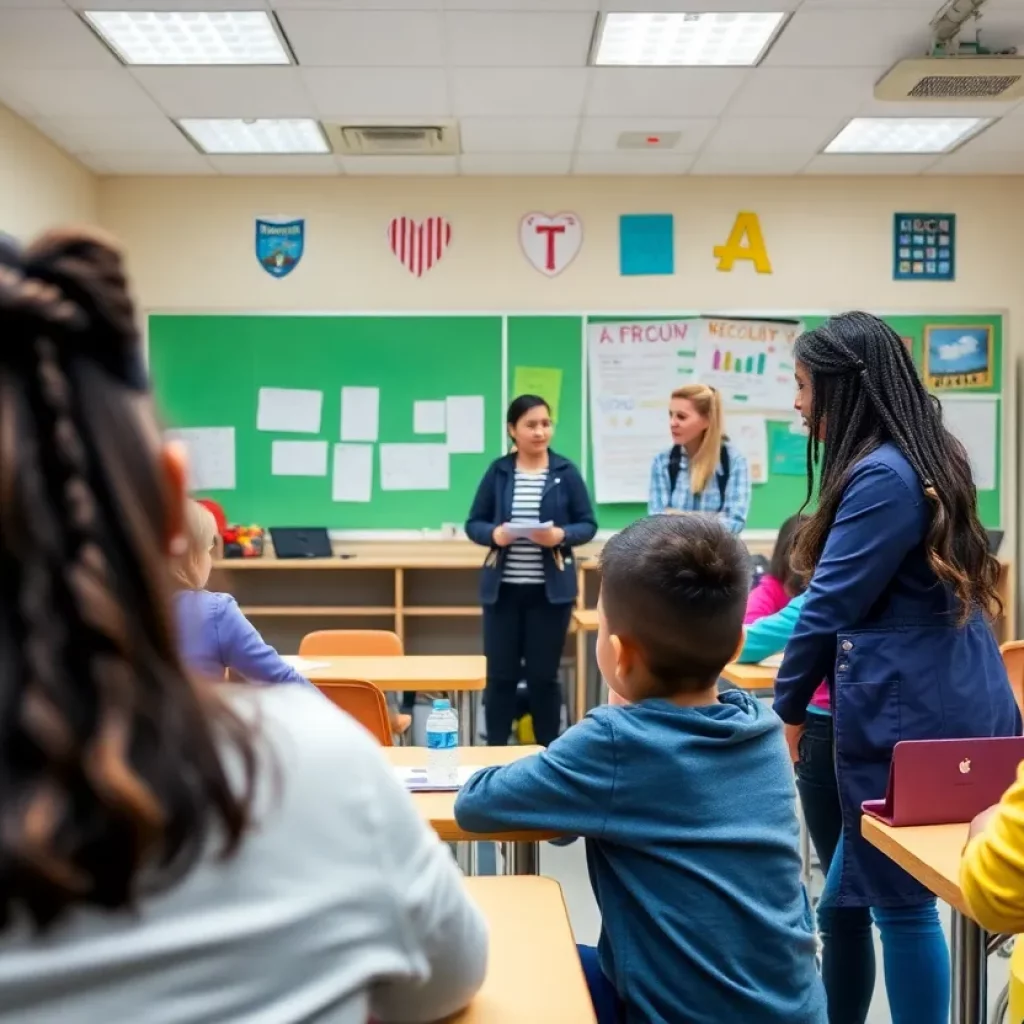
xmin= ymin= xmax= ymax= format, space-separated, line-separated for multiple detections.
xmin=719 ymin=661 xmax=778 ymax=690
xmin=301 ymin=655 xmax=485 ymax=745
xmin=572 ymin=609 xmax=599 ymax=723
xmin=386 ymin=745 xmax=557 ymax=875
xmin=457 ymin=877 xmax=595 ymax=1023
xmin=862 ymin=815 xmax=1005 ymax=1024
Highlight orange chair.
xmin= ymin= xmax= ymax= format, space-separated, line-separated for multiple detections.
xmin=1001 ymin=640 xmax=1024 ymax=717
xmin=299 ymin=629 xmax=403 ymax=657
xmin=315 ymin=679 xmax=393 ymax=746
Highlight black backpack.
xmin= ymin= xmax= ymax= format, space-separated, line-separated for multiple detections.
xmin=667 ymin=442 xmax=730 ymax=510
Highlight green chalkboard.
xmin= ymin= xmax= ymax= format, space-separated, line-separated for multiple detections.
xmin=148 ymin=315 xmax=503 ymax=529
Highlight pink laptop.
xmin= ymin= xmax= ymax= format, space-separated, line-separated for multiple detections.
xmin=862 ymin=737 xmax=1024 ymax=827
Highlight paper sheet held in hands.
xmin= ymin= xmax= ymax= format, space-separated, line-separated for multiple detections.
xmin=394 ymin=766 xmax=484 ymax=792
xmin=281 ymin=656 xmax=330 ymax=673
xmin=502 ymin=520 xmax=553 ymax=540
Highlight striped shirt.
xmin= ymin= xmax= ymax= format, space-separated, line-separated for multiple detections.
xmin=503 ymin=468 xmax=548 ymax=585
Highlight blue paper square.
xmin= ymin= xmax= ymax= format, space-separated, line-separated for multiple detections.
xmin=619 ymin=214 xmax=674 ymax=276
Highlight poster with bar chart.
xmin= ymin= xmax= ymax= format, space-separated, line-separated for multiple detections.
xmin=692 ymin=318 xmax=802 ymax=411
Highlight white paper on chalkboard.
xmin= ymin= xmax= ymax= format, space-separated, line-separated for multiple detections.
xmin=271 ymin=440 xmax=328 ymax=477
xmin=332 ymin=443 xmax=373 ymax=503
xmin=939 ymin=394 xmax=998 ymax=491
xmin=166 ymin=426 xmax=236 ymax=491
xmin=414 ymin=400 xmax=446 ymax=435
xmin=380 ymin=443 xmax=449 ymax=491
xmin=341 ymin=386 xmax=380 ymax=443
xmin=446 ymin=395 xmax=485 ymax=454
xmin=257 ymin=387 xmax=322 ymax=433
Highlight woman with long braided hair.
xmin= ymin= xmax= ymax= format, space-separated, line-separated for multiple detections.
xmin=774 ymin=311 xmax=1019 ymax=1024
xmin=0 ymin=228 xmax=486 ymax=1022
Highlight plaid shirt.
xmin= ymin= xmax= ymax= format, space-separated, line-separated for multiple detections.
xmin=647 ymin=441 xmax=751 ymax=534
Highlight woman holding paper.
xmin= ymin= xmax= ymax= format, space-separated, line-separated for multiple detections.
xmin=647 ymin=384 xmax=750 ymax=533
xmin=466 ymin=395 xmax=597 ymax=746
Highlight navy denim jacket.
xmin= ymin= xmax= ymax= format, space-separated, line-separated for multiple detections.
xmin=465 ymin=451 xmax=597 ymax=605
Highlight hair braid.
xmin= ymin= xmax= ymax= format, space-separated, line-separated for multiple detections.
xmin=792 ymin=311 xmax=998 ymax=623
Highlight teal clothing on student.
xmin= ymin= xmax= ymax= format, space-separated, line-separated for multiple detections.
xmin=739 ymin=593 xmax=805 ymax=664
xmin=455 ymin=692 xmax=825 ymax=1024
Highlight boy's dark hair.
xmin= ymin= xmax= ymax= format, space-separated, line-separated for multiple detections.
xmin=600 ymin=514 xmax=750 ymax=693
xmin=769 ymin=513 xmax=808 ymax=597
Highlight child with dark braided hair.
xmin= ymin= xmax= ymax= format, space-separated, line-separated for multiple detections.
xmin=774 ymin=311 xmax=1019 ymax=1024
xmin=0 ymin=228 xmax=487 ymax=1022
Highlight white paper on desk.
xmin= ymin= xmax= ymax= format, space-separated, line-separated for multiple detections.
xmin=332 ymin=443 xmax=373 ymax=503
xmin=445 ymin=395 xmax=485 ymax=454
xmin=257 ymin=387 xmax=323 ymax=433
xmin=503 ymin=520 xmax=553 ymax=540
xmin=939 ymin=394 xmax=998 ymax=491
xmin=271 ymin=440 xmax=328 ymax=477
xmin=340 ymin=386 xmax=379 ymax=443
xmin=166 ymin=426 xmax=236 ymax=491
xmin=393 ymin=765 xmax=484 ymax=792
xmin=380 ymin=443 xmax=449 ymax=491
xmin=281 ymin=656 xmax=330 ymax=673
xmin=414 ymin=400 xmax=446 ymax=435
xmin=759 ymin=652 xmax=784 ymax=668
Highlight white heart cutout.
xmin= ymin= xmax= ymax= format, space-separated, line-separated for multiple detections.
xmin=519 ymin=212 xmax=583 ymax=277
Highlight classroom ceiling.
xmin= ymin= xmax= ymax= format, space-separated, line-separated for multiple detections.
xmin=2 ymin=0 xmax=1024 ymax=176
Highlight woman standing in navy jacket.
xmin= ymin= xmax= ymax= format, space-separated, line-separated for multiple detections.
xmin=775 ymin=312 xmax=1019 ymax=1024
xmin=466 ymin=395 xmax=597 ymax=746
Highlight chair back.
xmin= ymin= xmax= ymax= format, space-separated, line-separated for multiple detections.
xmin=299 ymin=629 xmax=403 ymax=657
xmin=1000 ymin=640 xmax=1024 ymax=717
xmin=315 ymin=679 xmax=393 ymax=746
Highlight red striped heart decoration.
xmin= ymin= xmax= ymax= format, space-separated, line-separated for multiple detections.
xmin=387 ymin=216 xmax=452 ymax=277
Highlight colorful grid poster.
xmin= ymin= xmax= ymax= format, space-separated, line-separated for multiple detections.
xmin=893 ymin=213 xmax=955 ymax=282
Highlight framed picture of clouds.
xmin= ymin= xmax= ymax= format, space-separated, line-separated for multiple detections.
xmin=924 ymin=324 xmax=993 ymax=390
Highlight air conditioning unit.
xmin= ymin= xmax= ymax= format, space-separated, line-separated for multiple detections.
xmin=324 ymin=122 xmax=460 ymax=156
xmin=875 ymin=55 xmax=1024 ymax=101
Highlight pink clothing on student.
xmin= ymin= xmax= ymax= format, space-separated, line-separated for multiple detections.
xmin=744 ymin=576 xmax=789 ymax=624
xmin=745 ymin=577 xmax=830 ymax=713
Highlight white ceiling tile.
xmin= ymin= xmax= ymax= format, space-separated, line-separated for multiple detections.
xmin=804 ymin=154 xmax=938 ymax=174
xmin=278 ymin=10 xmax=445 ymax=66
xmin=573 ymin=151 xmax=694 ymax=173
xmin=953 ymin=117 xmax=1024 ymax=153
xmin=599 ymin=0 xmax=800 ymax=9
xmin=727 ymin=67 xmax=885 ymax=118
xmin=764 ymin=9 xmax=931 ymax=68
xmin=926 ymin=149 xmax=1024 ymax=174
xmin=339 ymin=155 xmax=458 ymax=174
xmin=208 ymin=154 xmax=340 ymax=175
xmin=0 ymin=69 xmax=161 ymax=118
xmin=0 ymin=0 xmax=64 ymax=7
xmin=578 ymin=115 xmax=716 ymax=153
xmin=35 ymin=116 xmax=196 ymax=155
xmin=445 ymin=12 xmax=594 ymax=67
xmin=0 ymin=10 xmax=120 ymax=69
xmin=272 ymin=1 xmax=441 ymax=7
xmin=702 ymin=116 xmax=839 ymax=155
xmin=303 ymin=68 xmax=450 ymax=117
xmin=453 ymin=69 xmax=588 ymax=116
xmin=69 ymin=0 xmax=272 ymax=9
xmin=586 ymin=68 xmax=749 ymax=116
xmin=132 ymin=67 xmax=316 ymax=119
xmin=460 ymin=116 xmax=579 ymax=152
xmin=79 ymin=150 xmax=216 ymax=175
xmin=800 ymin=0 xmax=947 ymax=6
xmin=444 ymin=0 xmax=597 ymax=9
xmin=690 ymin=150 xmax=814 ymax=174
xmin=460 ymin=152 xmax=572 ymax=174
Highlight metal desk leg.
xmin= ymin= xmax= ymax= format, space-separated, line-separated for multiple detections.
xmin=950 ymin=908 xmax=987 ymax=1024
xmin=499 ymin=841 xmax=540 ymax=876
xmin=456 ymin=691 xmax=477 ymax=746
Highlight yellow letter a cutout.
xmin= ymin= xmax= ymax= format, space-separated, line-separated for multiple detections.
xmin=713 ymin=211 xmax=772 ymax=274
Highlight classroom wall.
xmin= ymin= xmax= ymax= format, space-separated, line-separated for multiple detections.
xmin=0 ymin=106 xmax=97 ymax=238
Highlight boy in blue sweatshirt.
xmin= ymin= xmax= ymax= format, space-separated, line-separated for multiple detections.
xmin=455 ymin=514 xmax=825 ymax=1024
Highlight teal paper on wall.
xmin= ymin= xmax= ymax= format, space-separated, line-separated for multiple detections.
xmin=769 ymin=421 xmax=808 ymax=476
xmin=619 ymin=214 xmax=674 ymax=276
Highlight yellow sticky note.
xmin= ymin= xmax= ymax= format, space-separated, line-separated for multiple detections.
xmin=513 ymin=366 xmax=563 ymax=423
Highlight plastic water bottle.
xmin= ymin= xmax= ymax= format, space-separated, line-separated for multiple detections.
xmin=426 ymin=698 xmax=459 ymax=786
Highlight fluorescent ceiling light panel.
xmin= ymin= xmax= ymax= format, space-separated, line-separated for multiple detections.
xmin=593 ymin=11 xmax=787 ymax=67
xmin=82 ymin=10 xmax=291 ymax=66
xmin=825 ymin=117 xmax=989 ymax=154
xmin=179 ymin=119 xmax=328 ymax=154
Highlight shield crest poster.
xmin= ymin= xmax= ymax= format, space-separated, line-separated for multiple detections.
xmin=255 ymin=217 xmax=304 ymax=278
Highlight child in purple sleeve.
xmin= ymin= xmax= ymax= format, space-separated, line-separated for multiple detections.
xmin=173 ymin=502 xmax=310 ymax=687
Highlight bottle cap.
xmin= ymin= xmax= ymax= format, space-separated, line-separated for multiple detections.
xmin=432 ymin=698 xmax=452 ymax=711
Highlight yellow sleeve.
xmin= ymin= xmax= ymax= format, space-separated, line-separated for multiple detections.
xmin=961 ymin=761 xmax=1024 ymax=934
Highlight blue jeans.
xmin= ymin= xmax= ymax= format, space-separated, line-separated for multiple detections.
xmin=804 ymin=715 xmax=951 ymax=1024
xmin=577 ymin=945 xmax=624 ymax=1024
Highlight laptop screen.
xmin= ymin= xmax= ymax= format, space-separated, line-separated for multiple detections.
xmin=269 ymin=528 xmax=332 ymax=559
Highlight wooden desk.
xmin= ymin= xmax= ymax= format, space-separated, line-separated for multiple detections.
xmin=862 ymin=815 xmax=1003 ymax=1024
xmin=304 ymin=655 xmax=485 ymax=745
xmin=385 ymin=746 xmax=557 ymax=875
xmin=572 ymin=609 xmax=600 ymax=724
xmin=719 ymin=661 xmax=778 ymax=691
xmin=458 ymin=877 xmax=595 ymax=1023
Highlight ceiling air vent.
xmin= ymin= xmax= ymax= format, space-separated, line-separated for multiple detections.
xmin=324 ymin=122 xmax=460 ymax=156
xmin=875 ymin=56 xmax=1024 ymax=101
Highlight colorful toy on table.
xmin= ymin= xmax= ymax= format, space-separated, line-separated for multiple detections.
xmin=222 ymin=525 xmax=265 ymax=559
